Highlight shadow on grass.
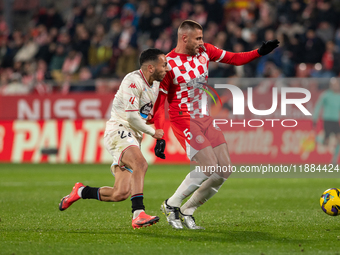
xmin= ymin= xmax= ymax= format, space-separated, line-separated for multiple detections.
xmin=137 ymin=229 xmax=310 ymax=245
xmin=63 ymin=227 xmax=311 ymax=245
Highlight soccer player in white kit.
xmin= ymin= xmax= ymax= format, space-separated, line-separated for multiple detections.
xmin=59 ymin=49 xmax=169 ymax=229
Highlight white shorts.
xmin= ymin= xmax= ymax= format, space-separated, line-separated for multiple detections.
xmin=104 ymin=125 xmax=141 ymax=174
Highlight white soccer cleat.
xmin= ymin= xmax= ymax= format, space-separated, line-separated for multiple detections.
xmin=180 ymin=214 xmax=205 ymax=230
xmin=160 ymin=200 xmax=183 ymax=229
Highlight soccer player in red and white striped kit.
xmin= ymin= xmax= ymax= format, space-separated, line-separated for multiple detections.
xmin=151 ymin=20 xmax=279 ymax=229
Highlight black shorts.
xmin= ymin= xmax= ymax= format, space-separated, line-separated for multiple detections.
xmin=324 ymin=120 xmax=340 ymax=139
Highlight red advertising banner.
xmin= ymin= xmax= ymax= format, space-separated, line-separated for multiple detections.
xmin=0 ymin=89 xmax=321 ymax=121
xmin=0 ymin=120 xmax=188 ymax=164
xmin=0 ymin=94 xmax=114 ymax=120
xmin=0 ymin=119 xmax=335 ymax=164
xmin=221 ymin=120 xmax=333 ymax=164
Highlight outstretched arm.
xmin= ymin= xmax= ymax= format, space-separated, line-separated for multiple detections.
xmin=220 ymin=50 xmax=261 ymax=66
xmin=204 ymin=40 xmax=279 ymax=66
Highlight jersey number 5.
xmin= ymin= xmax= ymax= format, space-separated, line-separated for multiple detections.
xmin=183 ymin=128 xmax=193 ymax=140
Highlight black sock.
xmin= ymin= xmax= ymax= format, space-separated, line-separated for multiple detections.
xmin=131 ymin=193 xmax=145 ymax=213
xmin=81 ymin=186 xmax=100 ymax=200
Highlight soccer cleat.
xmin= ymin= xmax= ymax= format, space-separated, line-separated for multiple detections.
xmin=59 ymin=182 xmax=84 ymax=211
xmin=160 ymin=200 xmax=183 ymax=229
xmin=180 ymin=213 xmax=205 ymax=230
xmin=131 ymin=211 xmax=159 ymax=229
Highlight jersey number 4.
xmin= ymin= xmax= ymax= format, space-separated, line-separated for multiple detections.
xmin=129 ymin=97 xmax=135 ymax=104
xmin=183 ymin=128 xmax=193 ymax=140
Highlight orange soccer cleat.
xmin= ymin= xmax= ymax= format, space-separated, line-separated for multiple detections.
xmin=59 ymin=182 xmax=85 ymax=211
xmin=131 ymin=212 xmax=159 ymax=229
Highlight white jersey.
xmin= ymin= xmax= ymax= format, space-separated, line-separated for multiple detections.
xmin=105 ymin=69 xmax=160 ymax=139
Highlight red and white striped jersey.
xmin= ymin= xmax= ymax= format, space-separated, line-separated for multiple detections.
xmin=153 ymin=43 xmax=260 ymax=129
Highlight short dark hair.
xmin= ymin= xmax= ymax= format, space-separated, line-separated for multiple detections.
xmin=139 ymin=48 xmax=164 ymax=66
xmin=178 ymin=20 xmax=203 ymax=32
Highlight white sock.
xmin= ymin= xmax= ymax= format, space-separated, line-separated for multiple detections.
xmin=133 ymin=209 xmax=144 ymax=219
xmin=78 ymin=186 xmax=84 ymax=198
xmin=167 ymin=170 xmax=209 ymax=207
xmin=180 ymin=173 xmax=226 ymax=215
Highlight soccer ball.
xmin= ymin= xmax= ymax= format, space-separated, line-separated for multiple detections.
xmin=320 ymin=188 xmax=340 ymax=216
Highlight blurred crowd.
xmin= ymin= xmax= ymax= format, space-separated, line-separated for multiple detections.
xmin=0 ymin=0 xmax=340 ymax=95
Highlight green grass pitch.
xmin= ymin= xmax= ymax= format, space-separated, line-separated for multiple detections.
xmin=0 ymin=163 xmax=340 ymax=255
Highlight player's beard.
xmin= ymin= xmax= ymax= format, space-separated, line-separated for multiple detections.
xmin=185 ymin=42 xmax=197 ymax=56
xmin=152 ymin=72 xmax=164 ymax=82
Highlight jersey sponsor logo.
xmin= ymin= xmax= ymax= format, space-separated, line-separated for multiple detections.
xmin=129 ymin=97 xmax=135 ymax=104
xmin=195 ymin=135 xmax=205 ymax=144
xmin=140 ymin=101 xmax=153 ymax=119
xmin=198 ymin=56 xmax=206 ymax=64
xmin=186 ymin=73 xmax=207 ymax=88
xmin=129 ymin=83 xmax=137 ymax=89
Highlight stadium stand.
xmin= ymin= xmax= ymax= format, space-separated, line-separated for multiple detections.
xmin=0 ymin=0 xmax=340 ymax=94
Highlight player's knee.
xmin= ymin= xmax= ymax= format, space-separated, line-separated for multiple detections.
xmin=130 ymin=157 xmax=148 ymax=173
xmin=137 ymin=159 xmax=148 ymax=173
xmin=205 ymin=155 xmax=218 ymax=167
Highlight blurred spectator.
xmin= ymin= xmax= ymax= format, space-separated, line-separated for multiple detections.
xmin=62 ymin=49 xmax=82 ymax=75
xmin=66 ymin=4 xmax=84 ymax=37
xmin=118 ymin=23 xmax=137 ymax=50
xmin=37 ymin=5 xmax=64 ymax=30
xmin=316 ymin=21 xmax=335 ymax=44
xmin=35 ymin=34 xmax=54 ymax=64
xmin=150 ymin=5 xmax=171 ymax=40
xmin=138 ymin=1 xmax=153 ymax=34
xmin=176 ymin=1 xmax=193 ymax=21
xmin=73 ymin=24 xmax=90 ymax=65
xmin=14 ymin=39 xmax=38 ymax=62
xmin=303 ymin=29 xmax=325 ymax=63
xmin=34 ymin=24 xmax=49 ymax=46
xmin=312 ymin=41 xmax=340 ymax=77
xmin=83 ymin=5 xmax=101 ymax=36
xmin=287 ymin=0 xmax=305 ymax=25
xmin=190 ymin=4 xmax=207 ymax=27
xmin=154 ymin=30 xmax=172 ymax=53
xmin=317 ymin=0 xmax=338 ymax=25
xmin=277 ymin=0 xmax=290 ymax=24
xmin=88 ymin=28 xmax=113 ymax=77
xmin=0 ymin=15 xmax=9 ymax=36
xmin=0 ymin=36 xmax=11 ymax=67
xmin=50 ymin=44 xmax=66 ymax=71
xmin=115 ymin=45 xmax=138 ymax=78
xmin=206 ymin=0 xmax=224 ymax=24
xmin=102 ymin=4 xmax=120 ymax=31
xmin=2 ymin=73 xmax=29 ymax=95
xmin=69 ymin=67 xmax=95 ymax=92
xmin=121 ymin=3 xmax=138 ymax=28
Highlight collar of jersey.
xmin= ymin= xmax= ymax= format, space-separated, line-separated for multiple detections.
xmin=169 ymin=48 xmax=203 ymax=57
xmin=139 ymin=69 xmax=152 ymax=88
